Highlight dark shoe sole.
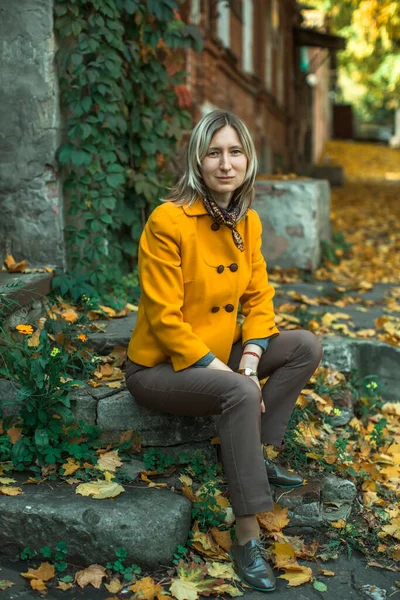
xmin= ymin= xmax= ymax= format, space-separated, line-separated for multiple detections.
xmin=229 ymin=553 xmax=276 ymax=593
xmin=270 ymin=481 xmax=304 ymax=489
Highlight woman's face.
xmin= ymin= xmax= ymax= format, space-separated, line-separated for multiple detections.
xmin=201 ymin=125 xmax=248 ymax=208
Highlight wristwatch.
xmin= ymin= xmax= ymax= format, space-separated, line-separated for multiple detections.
xmin=238 ymin=367 xmax=258 ymax=377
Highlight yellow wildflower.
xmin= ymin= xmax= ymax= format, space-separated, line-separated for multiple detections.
xmin=77 ymin=334 xmax=87 ymax=342
xmin=16 ymin=324 xmax=34 ymax=335
xmin=50 ymin=347 xmax=61 ymax=358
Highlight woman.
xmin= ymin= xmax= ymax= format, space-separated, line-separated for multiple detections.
xmin=125 ymin=110 xmax=322 ymax=592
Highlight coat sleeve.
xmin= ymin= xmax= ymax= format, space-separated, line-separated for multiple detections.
xmin=240 ymin=212 xmax=280 ymax=344
xmin=139 ymin=209 xmax=212 ymax=371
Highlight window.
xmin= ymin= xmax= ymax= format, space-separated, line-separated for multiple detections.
xmin=217 ymin=0 xmax=230 ymax=48
xmin=242 ymin=0 xmax=254 ymax=73
xmin=190 ymin=0 xmax=201 ymax=26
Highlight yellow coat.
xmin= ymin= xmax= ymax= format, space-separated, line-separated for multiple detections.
xmin=127 ymin=198 xmax=280 ymax=371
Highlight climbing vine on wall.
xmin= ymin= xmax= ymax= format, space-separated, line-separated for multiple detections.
xmin=54 ymin=0 xmax=202 ymax=297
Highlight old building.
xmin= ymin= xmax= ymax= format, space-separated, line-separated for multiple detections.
xmin=180 ymin=0 xmax=345 ymax=173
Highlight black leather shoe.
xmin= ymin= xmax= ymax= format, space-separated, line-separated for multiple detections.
xmin=230 ymin=539 xmax=276 ymax=592
xmin=265 ymin=459 xmax=304 ymax=488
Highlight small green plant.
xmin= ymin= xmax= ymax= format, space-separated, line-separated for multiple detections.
xmin=357 ymin=375 xmax=385 ymax=418
xmin=280 ymin=406 xmax=312 ymax=470
xmin=20 ymin=547 xmax=38 ymax=561
xmin=191 ymin=481 xmax=226 ymax=530
xmin=179 ymin=451 xmax=220 ymax=482
xmin=39 ymin=542 xmax=69 ymax=572
xmin=173 ymin=544 xmax=189 ymax=566
xmin=321 ymin=230 xmax=352 ymax=266
xmin=106 ymin=547 xmax=142 ymax=580
xmin=143 ymin=448 xmax=175 ymax=472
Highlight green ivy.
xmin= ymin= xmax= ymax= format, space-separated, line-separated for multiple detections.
xmin=54 ymin=0 xmax=202 ymax=295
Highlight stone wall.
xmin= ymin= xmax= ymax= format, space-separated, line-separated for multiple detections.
xmin=0 ymin=0 xmax=65 ymax=268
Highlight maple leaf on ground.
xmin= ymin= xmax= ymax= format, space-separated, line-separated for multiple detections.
xmin=61 ymin=457 xmax=80 ymax=476
xmin=21 ymin=562 xmax=55 ymax=582
xmin=0 ymin=486 xmax=23 ymax=496
xmin=278 ymin=565 xmax=313 ymax=587
xmin=7 ymin=425 xmax=22 ymax=444
xmin=170 ymin=562 xmax=223 ymax=600
xmin=206 ymin=562 xmax=239 ymax=580
xmin=0 ymin=580 xmax=14 ymax=590
xmin=57 ymin=581 xmax=73 ymax=590
xmin=29 ymin=579 xmax=47 ymax=591
xmin=210 ymin=527 xmax=233 ymax=552
xmin=75 ymin=564 xmax=106 ymax=589
xmin=75 ymin=480 xmax=124 ymax=499
xmin=270 ymin=543 xmax=298 ymax=569
xmin=0 ymin=477 xmax=16 ymax=485
xmin=104 ymin=578 xmax=123 ymax=593
xmin=191 ymin=522 xmax=230 ymax=561
xmin=129 ymin=576 xmax=164 ymax=600
xmin=96 ymin=450 xmax=122 ymax=473
xmin=257 ymin=504 xmax=290 ymax=532
xmin=381 ymin=518 xmax=400 ymax=540
xmin=212 ymin=583 xmax=243 ymax=597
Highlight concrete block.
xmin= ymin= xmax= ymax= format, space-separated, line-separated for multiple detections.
xmin=97 ymin=391 xmax=216 ymax=446
xmin=253 ymin=179 xmax=331 ymax=270
xmin=0 ymin=476 xmax=191 ymax=569
xmin=87 ymin=312 xmax=138 ymax=353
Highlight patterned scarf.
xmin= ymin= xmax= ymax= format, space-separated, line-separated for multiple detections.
xmin=203 ymin=196 xmax=245 ymax=252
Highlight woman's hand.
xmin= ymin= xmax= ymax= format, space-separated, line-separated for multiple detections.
xmin=207 ymin=357 xmax=233 ymax=372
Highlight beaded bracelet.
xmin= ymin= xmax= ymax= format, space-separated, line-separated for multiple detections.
xmin=242 ymin=351 xmax=261 ymax=360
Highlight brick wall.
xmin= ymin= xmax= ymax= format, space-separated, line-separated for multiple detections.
xmin=183 ymin=0 xmax=300 ymax=174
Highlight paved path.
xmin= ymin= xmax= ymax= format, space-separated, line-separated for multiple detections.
xmin=0 ymin=552 xmax=398 ymax=599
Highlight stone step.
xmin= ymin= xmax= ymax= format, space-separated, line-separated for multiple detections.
xmin=0 ymin=271 xmax=53 ymax=324
xmin=0 ymin=473 xmax=191 ymax=569
xmin=253 ymin=179 xmax=331 ymax=271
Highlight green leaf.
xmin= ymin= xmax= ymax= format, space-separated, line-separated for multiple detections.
xmin=34 ymin=428 xmax=50 ymax=450
xmin=313 ymin=581 xmax=328 ymax=592
xmin=106 ymin=173 xmax=125 ymax=188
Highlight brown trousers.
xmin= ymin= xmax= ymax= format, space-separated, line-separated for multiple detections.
xmin=125 ymin=330 xmax=322 ymax=516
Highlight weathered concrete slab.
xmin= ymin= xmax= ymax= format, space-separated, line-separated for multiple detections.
xmin=253 ymin=179 xmax=331 ymax=270
xmin=0 ymin=0 xmax=65 ymax=267
xmin=87 ymin=312 xmax=138 ymax=353
xmin=96 ymin=390 xmax=216 ymax=446
xmin=320 ymin=336 xmax=400 ymax=401
xmin=274 ymin=482 xmax=324 ymax=530
xmin=0 ymin=477 xmax=192 ymax=569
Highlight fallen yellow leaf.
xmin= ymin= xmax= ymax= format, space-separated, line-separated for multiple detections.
xmin=279 ymin=565 xmax=313 ymax=587
xmin=97 ymin=450 xmax=122 ymax=473
xmin=258 ymin=504 xmax=290 ymax=532
xmin=75 ymin=480 xmax=125 ymax=499
xmin=0 ymin=486 xmax=23 ymax=496
xmin=21 ymin=562 xmax=55 ymax=582
xmin=75 ymin=564 xmax=107 ymax=589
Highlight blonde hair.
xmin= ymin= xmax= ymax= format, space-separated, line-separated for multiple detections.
xmin=164 ymin=110 xmax=258 ymax=220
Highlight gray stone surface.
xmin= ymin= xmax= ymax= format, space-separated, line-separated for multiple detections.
xmin=0 ymin=0 xmax=65 ymax=267
xmin=119 ymin=458 xmax=146 ymax=481
xmin=253 ymin=179 xmax=331 ymax=270
xmin=87 ymin=312 xmax=138 ymax=353
xmin=320 ymin=336 xmax=400 ymax=401
xmin=321 ymin=475 xmax=357 ymax=503
xmin=0 ymin=476 xmax=192 ymax=569
xmin=274 ymin=482 xmax=324 ymax=530
xmin=69 ymin=387 xmax=97 ymax=426
xmin=96 ymin=390 xmax=216 ymax=446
